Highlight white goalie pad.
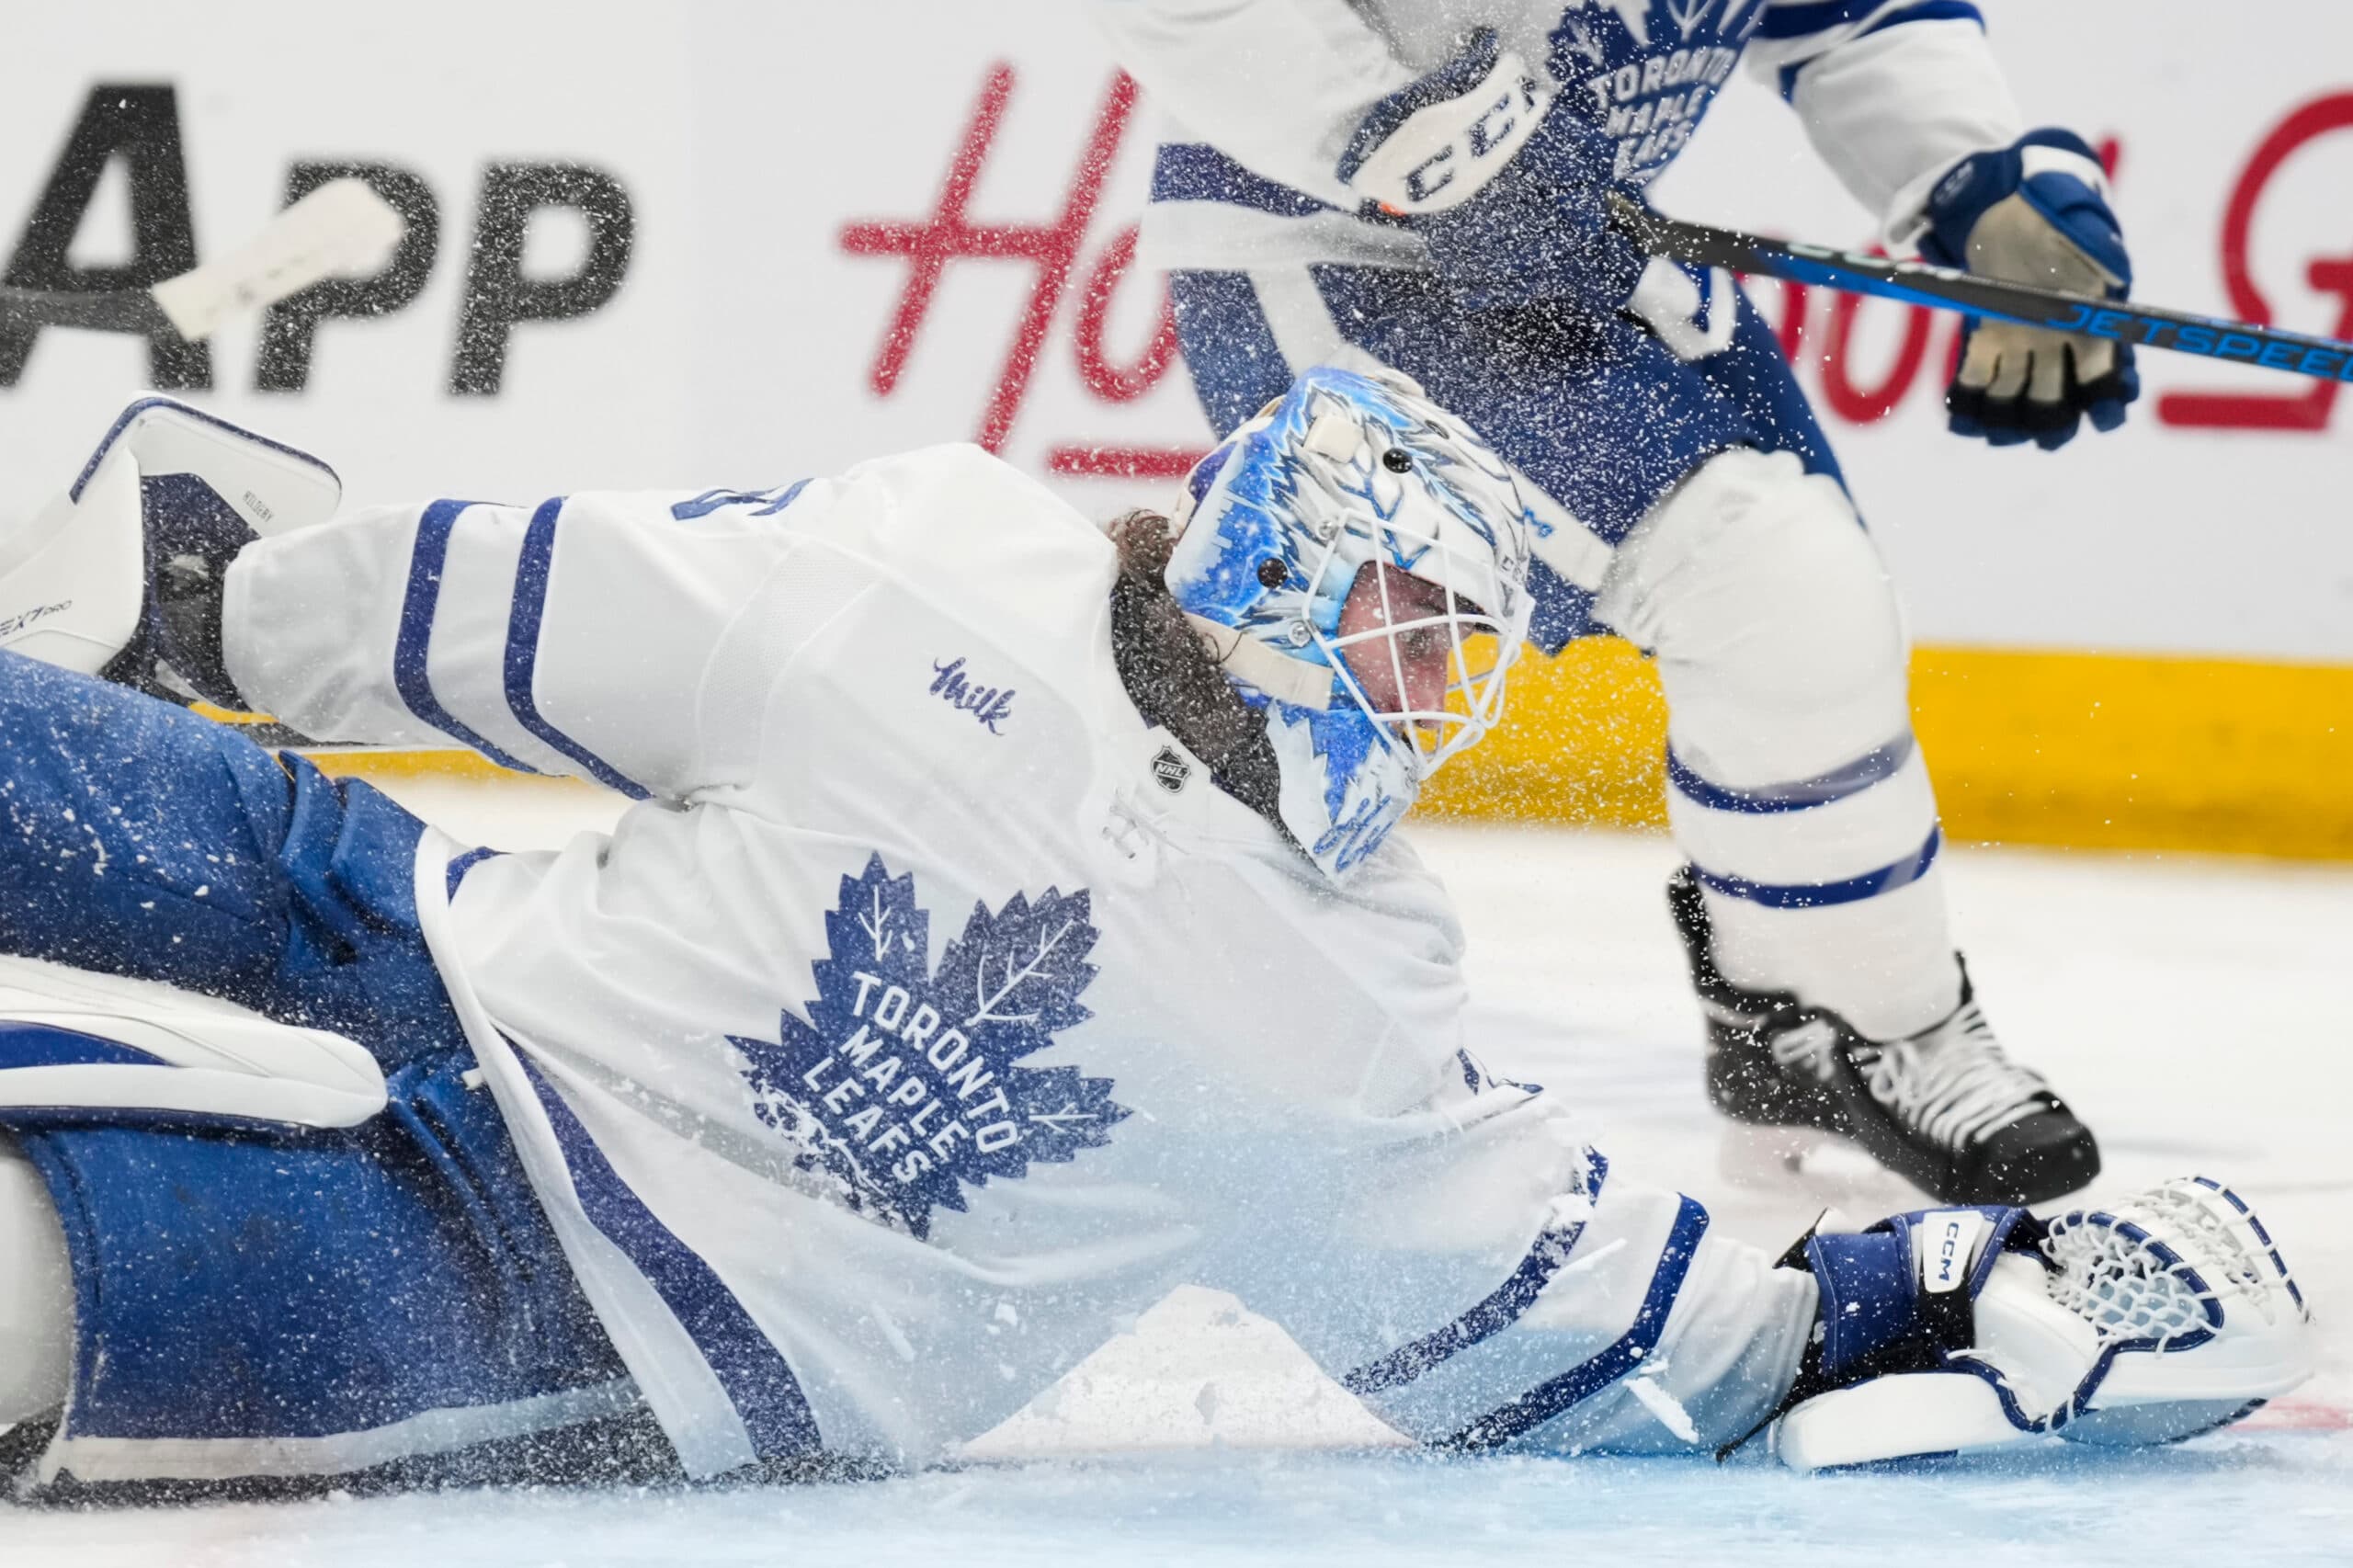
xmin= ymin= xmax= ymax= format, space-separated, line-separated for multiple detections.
xmin=0 ymin=954 xmax=385 ymax=1130
xmin=0 ymin=394 xmax=342 ymax=677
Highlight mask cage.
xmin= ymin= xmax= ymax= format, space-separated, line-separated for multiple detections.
xmin=1299 ymin=506 xmax=1529 ymax=782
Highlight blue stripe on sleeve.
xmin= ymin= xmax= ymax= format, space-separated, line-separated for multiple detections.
xmin=1445 ymin=1196 xmax=1711 ymax=1450
xmin=445 ymin=846 xmax=504 ymax=899
xmin=1860 ymin=0 xmax=1984 ymax=37
xmin=752 ymin=478 xmax=812 ymax=516
xmin=1152 ymin=144 xmax=1336 ymax=218
xmin=1345 ymin=1153 xmax=1611 ymax=1397
xmin=502 ymin=498 xmax=654 ymax=801
xmin=1757 ymin=0 xmax=1901 ymax=40
xmin=1693 ymin=825 xmax=1943 ymax=909
xmin=1524 ymin=556 xmax=1598 ymax=656
xmin=394 ymin=501 xmax=541 ymax=774
xmin=519 ymin=1052 xmax=823 ymax=1462
xmin=1666 ymin=733 xmax=1914 ymax=814
xmin=1773 ymin=0 xmax=1985 ymax=96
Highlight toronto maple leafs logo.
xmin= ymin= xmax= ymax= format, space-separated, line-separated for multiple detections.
xmin=733 ymin=854 xmax=1127 ymax=1239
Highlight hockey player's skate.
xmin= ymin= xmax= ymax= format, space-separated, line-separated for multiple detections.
xmin=0 ymin=395 xmax=339 ymax=706
xmin=1668 ymin=869 xmax=2099 ymax=1206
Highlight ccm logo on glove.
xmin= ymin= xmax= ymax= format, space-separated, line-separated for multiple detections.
xmin=1925 ymin=1210 xmax=1987 ymax=1294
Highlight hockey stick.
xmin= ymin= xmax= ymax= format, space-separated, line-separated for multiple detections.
xmin=1611 ymin=194 xmax=2353 ymax=384
xmin=0 ymin=177 xmax=404 ymax=343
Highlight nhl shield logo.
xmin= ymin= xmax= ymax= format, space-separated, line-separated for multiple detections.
xmin=1150 ymin=744 xmax=1193 ymax=794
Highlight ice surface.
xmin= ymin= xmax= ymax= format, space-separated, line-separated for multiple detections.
xmin=8 ymin=782 xmax=2348 ymax=1564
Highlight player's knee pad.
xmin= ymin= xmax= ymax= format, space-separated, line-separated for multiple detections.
xmin=1598 ymin=447 xmax=1910 ymax=790
xmin=0 ymin=1136 xmax=73 ymax=1424
xmin=1605 ymin=451 xmax=1951 ymax=1029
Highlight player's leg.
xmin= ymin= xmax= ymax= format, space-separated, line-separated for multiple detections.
xmin=1599 ymin=296 xmax=2097 ymax=1205
xmin=0 ymin=396 xmax=314 ymax=1003
xmin=1169 ymin=262 xmax=2096 ymax=1205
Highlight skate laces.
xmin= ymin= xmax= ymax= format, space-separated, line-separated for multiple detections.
xmin=2040 ymin=1181 xmax=2271 ymax=1347
xmin=1853 ymin=1000 xmax=2052 ymax=1150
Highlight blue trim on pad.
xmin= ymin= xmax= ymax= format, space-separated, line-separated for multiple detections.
xmin=519 ymin=1052 xmax=822 ymax=1461
xmin=1346 ymin=1153 xmax=1612 ymax=1396
xmin=1667 ymin=735 xmax=1915 ymax=814
xmin=0 ymin=1023 xmax=164 ymax=1070
xmin=69 ymin=395 xmax=341 ymax=504
xmin=394 ymin=501 xmax=540 ymax=774
xmin=1694 ymin=826 xmax=1943 ymax=909
xmin=1446 ymin=1196 xmax=1711 ymax=1449
xmin=502 ymin=498 xmax=653 ymax=801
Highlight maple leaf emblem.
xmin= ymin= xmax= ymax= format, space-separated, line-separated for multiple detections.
xmin=733 ymin=854 xmax=1127 ymax=1239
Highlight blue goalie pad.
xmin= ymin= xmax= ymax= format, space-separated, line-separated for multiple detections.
xmin=5 ymin=1052 xmax=635 ymax=1489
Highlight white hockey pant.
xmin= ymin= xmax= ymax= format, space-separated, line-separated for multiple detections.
xmin=1597 ymin=448 xmax=1961 ymax=1040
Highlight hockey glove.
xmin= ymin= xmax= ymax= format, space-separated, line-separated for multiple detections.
xmin=1759 ymin=1178 xmax=2312 ymax=1471
xmin=1914 ymin=129 xmax=2139 ymax=450
xmin=1336 ymin=28 xmax=1645 ymax=317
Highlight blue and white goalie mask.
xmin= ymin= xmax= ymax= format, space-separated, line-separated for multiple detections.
xmin=1163 ymin=366 xmax=1536 ymax=881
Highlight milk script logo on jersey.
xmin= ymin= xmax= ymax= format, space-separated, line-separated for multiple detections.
xmin=929 ymin=655 xmax=1017 ymax=734
xmin=734 ymin=855 xmax=1126 ymax=1239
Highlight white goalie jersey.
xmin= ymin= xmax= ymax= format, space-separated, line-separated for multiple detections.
xmin=222 ymin=443 xmax=1816 ymax=1473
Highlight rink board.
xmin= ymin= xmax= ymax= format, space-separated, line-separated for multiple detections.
xmin=1419 ymin=640 xmax=2353 ymax=861
xmin=6 ymin=1 xmax=2350 ymax=859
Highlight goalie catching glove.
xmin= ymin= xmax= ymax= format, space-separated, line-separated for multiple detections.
xmin=1759 ymin=1176 xmax=2313 ymax=1470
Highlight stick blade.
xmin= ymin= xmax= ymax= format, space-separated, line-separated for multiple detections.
xmin=149 ymin=178 xmax=405 ymax=342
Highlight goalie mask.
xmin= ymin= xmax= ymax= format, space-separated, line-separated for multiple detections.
xmin=1164 ymin=366 xmax=1536 ymax=881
